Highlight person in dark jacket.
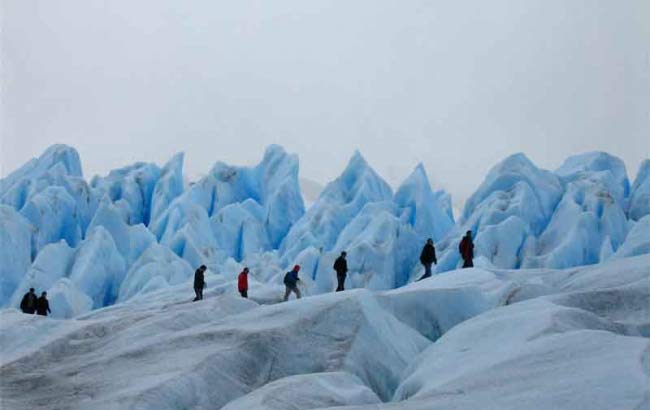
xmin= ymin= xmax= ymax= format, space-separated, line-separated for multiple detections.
xmin=193 ymin=265 xmax=207 ymax=301
xmin=283 ymin=265 xmax=302 ymax=301
xmin=36 ymin=292 xmax=51 ymax=316
xmin=333 ymin=251 xmax=348 ymax=292
xmin=20 ymin=288 xmax=38 ymax=314
xmin=419 ymin=238 xmax=437 ymax=280
xmin=238 ymin=267 xmax=249 ymax=298
xmin=459 ymin=231 xmax=474 ymax=268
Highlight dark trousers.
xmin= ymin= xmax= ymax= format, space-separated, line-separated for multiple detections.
xmin=240 ymin=290 xmax=248 ymax=298
xmin=419 ymin=263 xmax=433 ymax=280
xmin=194 ymin=287 xmax=203 ymax=301
xmin=336 ymin=273 xmax=346 ymax=292
xmin=462 ymin=258 xmax=473 ymax=268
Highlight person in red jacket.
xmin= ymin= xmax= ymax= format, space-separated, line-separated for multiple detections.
xmin=238 ymin=267 xmax=249 ymax=298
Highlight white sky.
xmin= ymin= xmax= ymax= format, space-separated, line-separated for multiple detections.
xmin=2 ymin=0 xmax=649 ymax=206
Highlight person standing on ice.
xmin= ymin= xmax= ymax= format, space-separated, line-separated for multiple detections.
xmin=20 ymin=288 xmax=38 ymax=314
xmin=193 ymin=265 xmax=207 ymax=301
xmin=459 ymin=231 xmax=475 ymax=268
xmin=238 ymin=268 xmax=249 ymax=298
xmin=36 ymin=292 xmax=51 ymax=316
xmin=333 ymin=251 xmax=348 ymax=292
xmin=418 ymin=238 xmax=437 ymax=280
xmin=283 ymin=265 xmax=302 ymax=301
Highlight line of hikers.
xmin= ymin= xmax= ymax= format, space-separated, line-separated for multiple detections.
xmin=18 ymin=232 xmax=474 ymax=313
xmin=193 ymin=230 xmax=475 ymax=301
xmin=19 ymin=288 xmax=51 ymax=316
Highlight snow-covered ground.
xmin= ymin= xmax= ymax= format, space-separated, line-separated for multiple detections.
xmin=1 ymin=255 xmax=648 ymax=410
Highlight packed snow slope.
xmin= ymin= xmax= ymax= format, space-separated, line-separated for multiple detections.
xmin=0 ymin=145 xmax=649 ymax=316
xmin=1 ymin=255 xmax=648 ymax=410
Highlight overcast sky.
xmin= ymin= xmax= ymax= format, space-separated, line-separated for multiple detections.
xmin=2 ymin=0 xmax=649 ymax=206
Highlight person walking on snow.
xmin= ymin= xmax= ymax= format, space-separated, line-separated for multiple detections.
xmin=459 ymin=231 xmax=475 ymax=268
xmin=333 ymin=251 xmax=348 ymax=292
xmin=193 ymin=265 xmax=207 ymax=301
xmin=419 ymin=238 xmax=437 ymax=280
xmin=238 ymin=267 xmax=249 ymax=298
xmin=36 ymin=292 xmax=51 ymax=316
xmin=283 ymin=265 xmax=302 ymax=301
xmin=20 ymin=288 xmax=38 ymax=314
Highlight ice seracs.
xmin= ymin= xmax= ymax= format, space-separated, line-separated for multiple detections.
xmin=0 ymin=144 xmax=648 ymax=313
xmin=521 ymin=152 xmax=630 ymax=268
xmin=280 ymin=151 xmax=393 ymax=264
xmin=435 ymin=151 xmax=642 ymax=273
xmin=628 ymin=159 xmax=650 ymax=220
xmin=0 ymin=206 xmax=33 ymax=304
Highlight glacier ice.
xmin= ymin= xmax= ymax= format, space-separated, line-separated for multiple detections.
xmin=629 ymin=159 xmax=650 ymax=220
xmin=86 ymin=195 xmax=156 ymax=267
xmin=0 ymin=206 xmax=33 ymax=304
xmin=1 ymin=144 xmax=649 ymax=314
xmin=117 ymin=243 xmax=193 ymax=302
xmin=434 ymin=151 xmax=642 ymax=273
xmin=1 ymin=255 xmax=648 ymax=410
xmin=90 ymin=161 xmax=161 ymax=226
xmin=0 ymin=145 xmax=83 ymax=210
xmin=280 ymin=151 xmax=393 ymax=264
xmin=150 ymin=153 xmax=185 ymax=225
xmin=68 ymin=227 xmax=127 ymax=308
xmin=221 ymin=372 xmax=381 ymax=410
xmin=8 ymin=240 xmax=75 ymax=309
xmin=612 ymin=215 xmax=650 ymax=259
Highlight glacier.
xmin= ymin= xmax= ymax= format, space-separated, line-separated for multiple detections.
xmin=0 ymin=143 xmax=649 ymax=410
xmin=1 ymin=254 xmax=648 ymax=410
xmin=0 ymin=144 xmax=648 ymax=313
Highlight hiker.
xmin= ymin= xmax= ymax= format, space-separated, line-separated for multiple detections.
xmin=419 ymin=238 xmax=437 ymax=280
xmin=20 ymin=288 xmax=38 ymax=314
xmin=283 ymin=265 xmax=302 ymax=301
xmin=459 ymin=230 xmax=475 ymax=268
xmin=333 ymin=251 xmax=348 ymax=292
xmin=193 ymin=265 xmax=207 ymax=301
xmin=238 ymin=267 xmax=249 ymax=298
xmin=36 ymin=292 xmax=51 ymax=316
